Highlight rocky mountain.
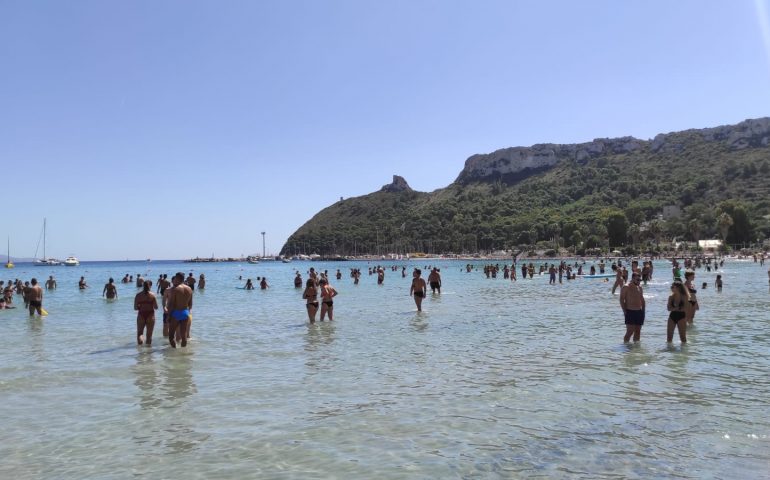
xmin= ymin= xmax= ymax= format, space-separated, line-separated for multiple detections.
xmin=281 ymin=118 xmax=770 ymax=256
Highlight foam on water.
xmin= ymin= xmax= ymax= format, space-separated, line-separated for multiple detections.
xmin=0 ymin=259 xmax=768 ymax=478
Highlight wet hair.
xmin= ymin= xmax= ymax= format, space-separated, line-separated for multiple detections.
xmin=109 ymin=277 xmax=114 ymax=283
xmin=319 ymin=278 xmax=327 ymax=285
xmin=414 ymin=269 xmax=421 ymax=275
xmin=175 ymin=272 xmax=185 ymax=280
xmin=305 ymin=278 xmax=314 ymax=288
xmin=31 ymin=278 xmax=38 ymax=285
xmin=143 ymin=280 xmax=151 ymax=293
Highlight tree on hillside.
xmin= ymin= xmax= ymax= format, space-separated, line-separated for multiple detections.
xmin=570 ymin=230 xmax=583 ymax=250
xmin=688 ymin=219 xmax=701 ymax=243
xmin=716 ymin=200 xmax=753 ymax=244
xmin=605 ymin=210 xmax=630 ymax=248
xmin=648 ymin=219 xmax=663 ymax=247
xmin=547 ymin=223 xmax=561 ymax=249
xmin=628 ymin=223 xmax=641 ymax=248
xmin=717 ymin=212 xmax=734 ymax=243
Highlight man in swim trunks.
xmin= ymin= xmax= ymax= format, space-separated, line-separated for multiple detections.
xmin=410 ymin=268 xmax=427 ymax=312
xmin=157 ymin=274 xmax=171 ymax=295
xmin=45 ymin=275 xmax=56 ymax=290
xmin=427 ymin=268 xmax=441 ymax=294
xmin=26 ymin=278 xmax=44 ymax=316
xmin=620 ymin=273 xmax=645 ymax=342
xmin=165 ymin=272 xmax=193 ymax=348
xmin=185 ymin=272 xmax=196 ymax=290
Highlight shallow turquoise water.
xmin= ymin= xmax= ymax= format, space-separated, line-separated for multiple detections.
xmin=1 ymin=259 xmax=768 ymax=479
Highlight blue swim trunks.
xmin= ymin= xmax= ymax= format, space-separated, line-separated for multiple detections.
xmin=171 ymin=309 xmax=190 ymax=321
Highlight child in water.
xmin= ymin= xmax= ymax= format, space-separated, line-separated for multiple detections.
xmin=715 ymin=274 xmax=723 ymax=292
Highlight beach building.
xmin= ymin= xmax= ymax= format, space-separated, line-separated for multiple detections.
xmin=698 ymin=239 xmax=722 ymax=251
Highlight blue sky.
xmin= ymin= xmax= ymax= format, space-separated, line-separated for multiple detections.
xmin=2 ymin=0 xmax=770 ymax=260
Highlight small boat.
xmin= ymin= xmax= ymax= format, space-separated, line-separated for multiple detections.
xmin=247 ymin=256 xmax=259 ymax=264
xmin=63 ymin=256 xmax=80 ymax=266
xmin=5 ymin=237 xmax=13 ymax=269
xmin=281 ymin=258 xmax=291 ymax=263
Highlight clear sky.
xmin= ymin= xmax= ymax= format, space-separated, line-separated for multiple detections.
xmin=2 ymin=0 xmax=769 ymax=260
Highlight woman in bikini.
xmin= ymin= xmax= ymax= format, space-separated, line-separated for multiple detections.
xmin=302 ymin=278 xmax=319 ymax=323
xmin=103 ymin=277 xmax=118 ymax=300
xmin=684 ymin=270 xmax=699 ymax=325
xmin=134 ymin=280 xmax=158 ymax=346
xmin=319 ymin=278 xmax=338 ymax=321
xmin=667 ymin=280 xmax=690 ymax=343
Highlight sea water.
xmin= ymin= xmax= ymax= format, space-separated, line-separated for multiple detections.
xmin=0 ymin=259 xmax=768 ymax=479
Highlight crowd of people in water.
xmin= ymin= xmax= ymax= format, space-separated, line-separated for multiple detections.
xmin=1 ymin=253 xmax=768 ymax=347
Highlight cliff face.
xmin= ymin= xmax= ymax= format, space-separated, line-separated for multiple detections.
xmin=381 ymin=175 xmax=413 ymax=193
xmin=281 ymin=116 xmax=770 ymax=256
xmin=651 ymin=117 xmax=770 ymax=152
xmin=455 ymin=117 xmax=770 ymax=184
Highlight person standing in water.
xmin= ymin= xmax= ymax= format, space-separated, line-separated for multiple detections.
xmin=684 ymin=271 xmax=699 ymax=325
xmin=165 ymin=272 xmax=193 ymax=348
xmin=427 ymin=268 xmax=442 ymax=294
xmin=78 ymin=276 xmax=88 ymax=290
xmin=302 ymin=278 xmax=319 ymax=323
xmin=26 ymin=278 xmax=44 ymax=316
xmin=185 ymin=272 xmax=196 ymax=290
xmin=667 ymin=281 xmax=689 ymax=343
xmin=410 ymin=268 xmax=427 ymax=312
xmin=134 ymin=280 xmax=158 ymax=346
xmin=45 ymin=275 xmax=56 ymax=290
xmin=319 ymin=278 xmax=338 ymax=321
xmin=157 ymin=274 xmax=171 ymax=295
xmin=611 ymin=264 xmax=624 ymax=294
xmin=620 ymin=273 xmax=646 ymax=342
xmin=102 ymin=278 xmax=118 ymax=299
xmin=198 ymin=273 xmax=206 ymax=290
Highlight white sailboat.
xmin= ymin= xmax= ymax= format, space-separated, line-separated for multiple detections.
xmin=34 ymin=218 xmax=61 ymax=266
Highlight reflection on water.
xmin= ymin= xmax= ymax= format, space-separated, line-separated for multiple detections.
xmin=132 ymin=349 xmax=161 ymax=410
xmin=160 ymin=350 xmax=197 ymax=405
xmin=131 ymin=348 xmax=204 ymax=455
xmin=304 ymin=322 xmax=336 ymax=351
xmin=410 ymin=313 xmax=429 ymax=333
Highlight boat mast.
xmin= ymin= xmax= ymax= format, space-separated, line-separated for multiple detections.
xmin=43 ymin=218 xmax=46 ymax=260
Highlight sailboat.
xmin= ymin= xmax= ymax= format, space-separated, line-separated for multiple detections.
xmin=5 ymin=237 xmax=13 ymax=268
xmin=34 ymin=218 xmax=61 ymax=266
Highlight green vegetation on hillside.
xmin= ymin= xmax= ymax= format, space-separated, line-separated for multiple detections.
xmin=281 ymin=130 xmax=770 ymax=256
